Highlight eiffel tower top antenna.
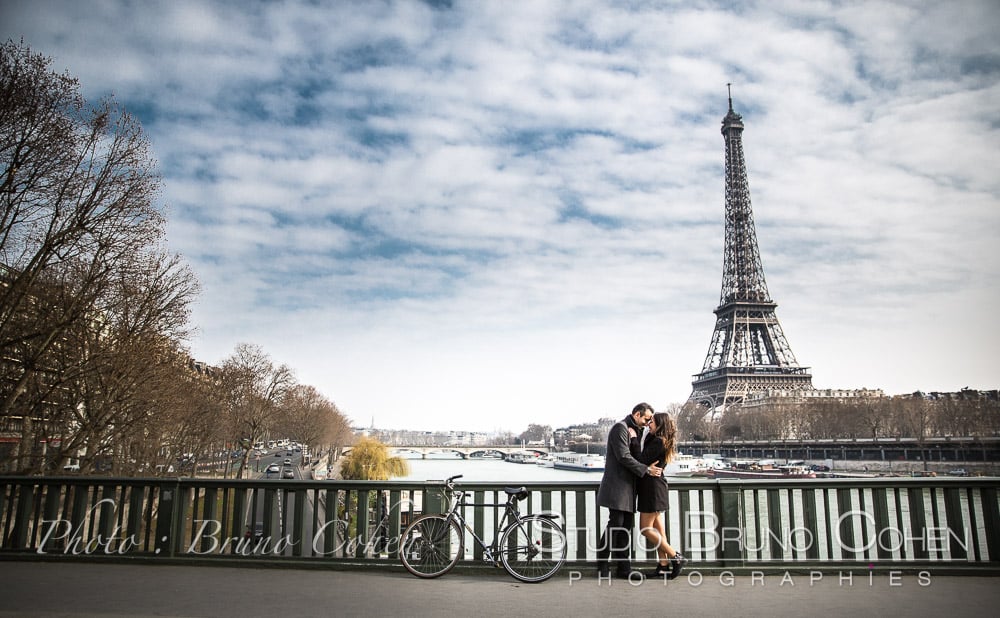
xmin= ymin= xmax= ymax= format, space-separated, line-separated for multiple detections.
xmin=727 ymin=82 xmax=732 ymax=111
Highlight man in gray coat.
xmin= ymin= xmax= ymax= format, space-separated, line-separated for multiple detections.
xmin=596 ymin=402 xmax=662 ymax=579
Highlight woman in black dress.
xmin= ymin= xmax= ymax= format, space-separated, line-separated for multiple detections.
xmin=631 ymin=412 xmax=687 ymax=579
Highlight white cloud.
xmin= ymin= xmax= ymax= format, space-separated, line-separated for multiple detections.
xmin=4 ymin=0 xmax=998 ymax=432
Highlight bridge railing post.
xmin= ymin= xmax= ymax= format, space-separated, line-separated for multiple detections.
xmin=153 ymin=480 xmax=179 ymax=557
xmin=422 ymin=482 xmax=448 ymax=514
xmin=717 ymin=482 xmax=743 ymax=566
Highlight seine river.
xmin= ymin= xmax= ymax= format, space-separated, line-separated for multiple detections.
xmin=394 ymin=456 xmax=601 ymax=483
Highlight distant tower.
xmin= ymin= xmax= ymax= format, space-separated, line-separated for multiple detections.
xmin=690 ymin=88 xmax=812 ymax=407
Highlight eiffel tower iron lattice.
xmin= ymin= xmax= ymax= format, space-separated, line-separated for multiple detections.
xmin=689 ymin=89 xmax=813 ymax=407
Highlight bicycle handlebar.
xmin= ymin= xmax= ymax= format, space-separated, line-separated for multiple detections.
xmin=440 ymin=475 xmax=464 ymax=506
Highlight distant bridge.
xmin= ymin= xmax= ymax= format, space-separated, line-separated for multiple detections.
xmin=378 ymin=446 xmax=550 ymax=460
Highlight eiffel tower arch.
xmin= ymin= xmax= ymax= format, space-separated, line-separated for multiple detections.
xmin=690 ymin=89 xmax=813 ymax=408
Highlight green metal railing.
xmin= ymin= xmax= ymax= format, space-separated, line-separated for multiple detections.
xmin=1 ymin=476 xmax=997 ymax=571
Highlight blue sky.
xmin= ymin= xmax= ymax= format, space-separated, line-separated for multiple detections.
xmin=3 ymin=0 xmax=998 ymax=433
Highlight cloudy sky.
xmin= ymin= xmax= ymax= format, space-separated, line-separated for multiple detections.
xmin=3 ymin=0 xmax=998 ymax=433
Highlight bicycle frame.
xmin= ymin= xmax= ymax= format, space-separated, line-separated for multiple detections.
xmin=442 ymin=487 xmax=530 ymax=562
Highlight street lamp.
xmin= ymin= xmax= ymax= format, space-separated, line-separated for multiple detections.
xmin=238 ymin=437 xmax=252 ymax=479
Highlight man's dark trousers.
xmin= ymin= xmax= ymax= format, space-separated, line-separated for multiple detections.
xmin=597 ymin=509 xmax=634 ymax=576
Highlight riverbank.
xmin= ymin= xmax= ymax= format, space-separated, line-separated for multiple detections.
xmin=797 ymin=458 xmax=997 ymax=477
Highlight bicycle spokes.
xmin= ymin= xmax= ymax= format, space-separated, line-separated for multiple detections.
xmin=499 ymin=516 xmax=567 ymax=583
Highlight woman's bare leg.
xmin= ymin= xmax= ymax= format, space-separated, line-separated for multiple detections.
xmin=639 ymin=512 xmax=671 ymax=564
xmin=654 ymin=512 xmax=677 ymax=559
xmin=638 ymin=512 xmax=666 ymax=563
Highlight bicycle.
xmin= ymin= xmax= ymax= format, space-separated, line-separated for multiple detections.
xmin=399 ymin=475 xmax=567 ymax=582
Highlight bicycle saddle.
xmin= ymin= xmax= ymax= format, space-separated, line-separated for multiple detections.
xmin=504 ymin=486 xmax=528 ymax=500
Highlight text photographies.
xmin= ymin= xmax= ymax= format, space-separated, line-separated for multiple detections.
xmin=571 ymin=569 xmax=932 ymax=587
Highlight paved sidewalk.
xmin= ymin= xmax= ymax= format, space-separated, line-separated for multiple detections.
xmin=0 ymin=561 xmax=997 ymax=617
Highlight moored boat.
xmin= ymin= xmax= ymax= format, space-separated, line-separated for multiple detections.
xmin=663 ymin=453 xmax=714 ymax=477
xmin=552 ymin=453 xmax=605 ymax=472
xmin=535 ymin=454 xmax=555 ymax=467
xmin=708 ymin=462 xmax=816 ymax=479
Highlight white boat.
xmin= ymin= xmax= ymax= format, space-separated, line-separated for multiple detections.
xmin=535 ymin=455 xmax=555 ymax=467
xmin=663 ymin=453 xmax=716 ymax=477
xmin=552 ymin=453 xmax=605 ymax=472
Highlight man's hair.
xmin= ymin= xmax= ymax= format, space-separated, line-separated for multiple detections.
xmin=631 ymin=402 xmax=654 ymax=416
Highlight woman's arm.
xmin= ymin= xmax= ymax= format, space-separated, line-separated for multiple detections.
xmin=637 ymin=438 xmax=666 ymax=466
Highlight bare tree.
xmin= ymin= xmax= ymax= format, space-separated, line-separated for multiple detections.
xmin=36 ymin=249 xmax=198 ymax=473
xmin=890 ymin=396 xmax=932 ymax=440
xmin=675 ymin=402 xmax=704 ymax=441
xmin=106 ymin=348 xmax=221 ymax=477
xmin=0 ymin=42 xmax=360 ymax=476
xmin=977 ymin=395 xmax=1000 ymax=437
xmin=518 ymin=424 xmax=552 ymax=444
xmin=274 ymin=384 xmax=351 ymax=453
xmin=855 ymin=397 xmax=889 ymax=440
xmin=1 ymin=41 xmax=197 ymax=473
xmin=219 ymin=343 xmax=295 ymax=478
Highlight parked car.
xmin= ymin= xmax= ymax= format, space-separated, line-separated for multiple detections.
xmin=948 ymin=468 xmax=969 ymax=477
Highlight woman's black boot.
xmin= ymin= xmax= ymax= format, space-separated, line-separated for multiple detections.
xmin=668 ymin=553 xmax=688 ymax=580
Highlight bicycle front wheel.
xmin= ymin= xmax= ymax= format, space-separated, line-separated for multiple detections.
xmin=499 ymin=515 xmax=567 ymax=583
xmin=399 ymin=514 xmax=463 ymax=578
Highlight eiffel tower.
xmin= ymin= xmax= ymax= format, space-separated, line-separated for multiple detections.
xmin=690 ymin=88 xmax=813 ymax=407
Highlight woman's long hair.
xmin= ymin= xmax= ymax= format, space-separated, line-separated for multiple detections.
xmin=651 ymin=412 xmax=677 ymax=464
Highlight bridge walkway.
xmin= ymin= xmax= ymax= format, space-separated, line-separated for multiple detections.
xmin=0 ymin=560 xmax=996 ymax=617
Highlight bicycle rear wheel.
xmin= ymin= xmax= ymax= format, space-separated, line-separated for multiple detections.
xmin=400 ymin=514 xmax=463 ymax=578
xmin=499 ymin=515 xmax=567 ymax=582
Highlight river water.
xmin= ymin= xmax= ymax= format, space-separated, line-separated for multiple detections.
xmin=394 ymin=456 xmax=601 ymax=482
